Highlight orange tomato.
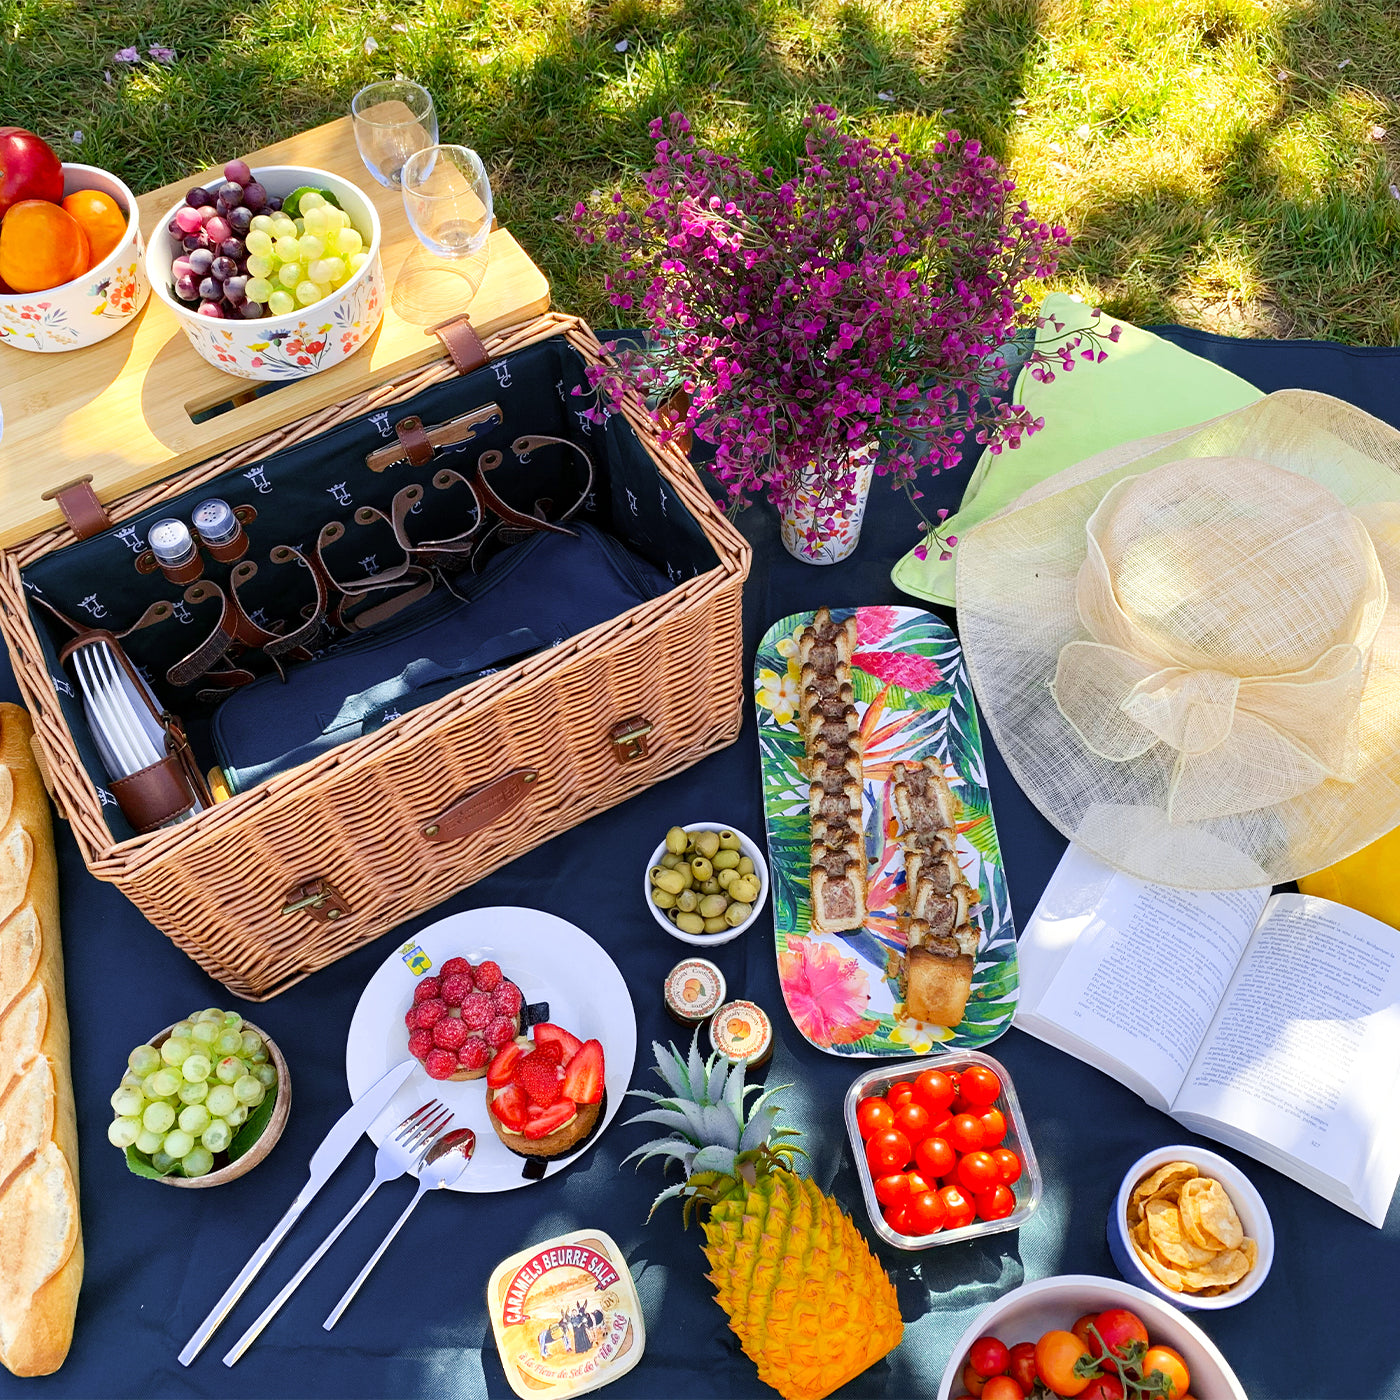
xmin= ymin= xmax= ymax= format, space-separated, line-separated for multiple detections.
xmin=1034 ymin=1329 xmax=1091 ymax=1397
xmin=0 ymin=199 xmax=90 ymax=292
xmin=1141 ymin=1346 xmax=1190 ymax=1400
xmin=62 ymin=188 xmax=127 ymax=266
xmin=982 ymin=1379 xmax=1025 ymax=1400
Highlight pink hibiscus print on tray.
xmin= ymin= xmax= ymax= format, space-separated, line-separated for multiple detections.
xmin=778 ymin=935 xmax=881 ymax=1046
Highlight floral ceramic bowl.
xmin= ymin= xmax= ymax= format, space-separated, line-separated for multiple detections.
xmin=146 ymin=164 xmax=384 ymax=381
xmin=0 ymin=164 xmax=149 ymax=352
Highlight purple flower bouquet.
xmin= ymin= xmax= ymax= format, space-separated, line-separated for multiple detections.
xmin=575 ymin=106 xmax=1115 ymax=561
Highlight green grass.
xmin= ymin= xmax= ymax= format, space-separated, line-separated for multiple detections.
xmin=1 ymin=0 xmax=1397 ymax=341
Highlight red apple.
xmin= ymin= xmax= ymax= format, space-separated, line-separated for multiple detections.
xmin=0 ymin=129 xmax=64 ymax=222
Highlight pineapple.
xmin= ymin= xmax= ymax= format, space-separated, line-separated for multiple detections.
xmin=625 ymin=1036 xmax=903 ymax=1400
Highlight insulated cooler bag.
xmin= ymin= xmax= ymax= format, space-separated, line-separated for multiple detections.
xmin=0 ymin=314 xmax=751 ymax=999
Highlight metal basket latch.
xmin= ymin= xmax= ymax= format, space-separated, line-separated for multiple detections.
xmin=609 ymin=717 xmax=652 ymax=764
xmin=281 ymin=878 xmax=352 ymax=923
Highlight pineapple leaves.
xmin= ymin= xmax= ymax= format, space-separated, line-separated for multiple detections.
xmin=623 ymin=1136 xmax=698 ymax=1171
xmin=686 ymin=1031 xmax=706 ymax=1100
xmin=705 ymin=1051 xmax=730 ymax=1104
xmin=650 ymin=1040 xmax=692 ymax=1098
xmin=691 ymin=1144 xmax=741 ymax=1176
xmin=645 ymin=1181 xmax=688 ymax=1221
xmin=739 ymin=1101 xmax=782 ymax=1153
xmin=625 ymin=1106 xmax=704 ymax=1140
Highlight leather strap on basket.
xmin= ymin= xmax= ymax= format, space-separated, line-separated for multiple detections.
xmin=421 ymin=767 xmax=538 ymax=843
xmin=323 ymin=494 xmax=435 ymax=629
xmin=41 ymin=476 xmax=112 ymax=542
xmin=431 ymin=315 xmax=489 ymax=375
xmin=165 ymin=581 xmax=260 ymax=689
xmin=265 ymin=542 xmax=335 ymax=665
xmin=364 ymin=402 xmax=503 ymax=473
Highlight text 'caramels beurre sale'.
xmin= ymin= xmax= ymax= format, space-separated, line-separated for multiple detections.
xmin=487 ymin=1230 xmax=645 ymax=1399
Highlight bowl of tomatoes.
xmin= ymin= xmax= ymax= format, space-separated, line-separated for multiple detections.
xmin=844 ymin=1051 xmax=1041 ymax=1249
xmin=937 ymin=1274 xmax=1247 ymax=1400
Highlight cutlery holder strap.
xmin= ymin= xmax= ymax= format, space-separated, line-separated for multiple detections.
xmin=110 ymin=752 xmax=197 ymax=829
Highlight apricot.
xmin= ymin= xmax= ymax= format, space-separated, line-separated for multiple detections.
xmin=0 ymin=199 xmax=91 ymax=292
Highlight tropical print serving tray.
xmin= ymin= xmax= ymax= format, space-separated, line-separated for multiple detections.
xmin=755 ymin=605 xmax=1018 ymax=1057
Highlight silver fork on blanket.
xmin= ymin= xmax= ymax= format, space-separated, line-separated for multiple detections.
xmin=222 ymin=1099 xmax=452 ymax=1365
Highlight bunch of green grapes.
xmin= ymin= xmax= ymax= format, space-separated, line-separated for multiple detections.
xmin=108 ymin=1010 xmax=276 ymax=1178
xmin=242 ymin=192 xmax=368 ymax=317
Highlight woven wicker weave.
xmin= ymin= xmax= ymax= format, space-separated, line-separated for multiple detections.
xmin=0 ymin=315 xmax=751 ymax=999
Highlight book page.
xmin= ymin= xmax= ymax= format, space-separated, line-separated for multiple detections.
xmin=1175 ymin=895 xmax=1400 ymax=1223
xmin=1028 ymin=863 xmax=1268 ymax=1105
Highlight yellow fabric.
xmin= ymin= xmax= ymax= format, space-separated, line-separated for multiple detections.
xmin=1298 ymin=825 xmax=1400 ymax=930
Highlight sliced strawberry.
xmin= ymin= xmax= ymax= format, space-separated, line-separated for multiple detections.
xmin=533 ymin=1022 xmax=583 ymax=1063
xmin=560 ymin=1039 xmax=605 ymax=1105
xmin=491 ymin=1083 xmax=529 ymax=1131
xmin=523 ymin=1100 xmax=576 ymax=1140
xmin=486 ymin=1041 xmax=526 ymax=1088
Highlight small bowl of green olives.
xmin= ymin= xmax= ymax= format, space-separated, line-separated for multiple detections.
xmin=645 ymin=821 xmax=770 ymax=945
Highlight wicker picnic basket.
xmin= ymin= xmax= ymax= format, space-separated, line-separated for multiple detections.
xmin=0 ymin=313 xmax=750 ymax=999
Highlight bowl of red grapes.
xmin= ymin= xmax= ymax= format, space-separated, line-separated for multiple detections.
xmin=147 ymin=159 xmax=385 ymax=381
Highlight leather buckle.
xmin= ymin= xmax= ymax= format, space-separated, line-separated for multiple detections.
xmin=281 ymin=878 xmax=352 ymax=923
xmin=609 ymin=717 xmax=652 ymax=764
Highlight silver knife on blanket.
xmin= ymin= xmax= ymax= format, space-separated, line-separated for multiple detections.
xmin=178 ymin=1057 xmax=417 ymax=1365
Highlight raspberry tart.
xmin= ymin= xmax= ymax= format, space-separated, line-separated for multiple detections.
xmin=404 ymin=957 xmax=523 ymax=1081
xmin=486 ymin=1022 xmax=605 ymax=1158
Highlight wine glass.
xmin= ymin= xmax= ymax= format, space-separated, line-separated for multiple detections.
xmin=351 ymin=81 xmax=438 ymax=189
xmin=400 ymin=145 xmax=493 ymax=259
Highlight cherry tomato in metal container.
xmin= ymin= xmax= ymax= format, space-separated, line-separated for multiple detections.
xmin=982 ymin=1378 xmax=1027 ymax=1400
xmin=1008 ymin=1341 xmax=1037 ymax=1393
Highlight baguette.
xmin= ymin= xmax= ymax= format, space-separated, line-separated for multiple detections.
xmin=0 ymin=704 xmax=82 ymax=1377
xmin=799 ymin=608 xmax=867 ymax=933
xmin=893 ymin=760 xmax=980 ymax=1029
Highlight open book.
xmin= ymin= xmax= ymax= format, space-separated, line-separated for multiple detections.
xmin=1017 ymin=844 xmax=1400 ymax=1226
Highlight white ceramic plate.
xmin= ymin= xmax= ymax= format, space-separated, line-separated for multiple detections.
xmin=346 ymin=906 xmax=637 ymax=1193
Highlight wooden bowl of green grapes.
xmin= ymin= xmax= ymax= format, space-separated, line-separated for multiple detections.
xmin=107 ymin=1010 xmax=291 ymax=1187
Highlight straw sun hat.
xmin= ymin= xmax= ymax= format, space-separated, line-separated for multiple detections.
xmin=956 ymin=390 xmax=1400 ymax=889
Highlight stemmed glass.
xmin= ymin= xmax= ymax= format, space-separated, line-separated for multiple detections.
xmin=351 ymin=81 xmax=438 ymax=189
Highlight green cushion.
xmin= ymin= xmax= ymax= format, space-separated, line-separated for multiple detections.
xmin=890 ymin=292 xmax=1263 ymax=607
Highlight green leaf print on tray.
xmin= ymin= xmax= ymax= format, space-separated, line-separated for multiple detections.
xmin=755 ymin=605 xmax=1018 ymax=1057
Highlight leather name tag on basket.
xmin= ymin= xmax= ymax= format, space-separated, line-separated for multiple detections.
xmin=365 ymin=403 xmax=504 ymax=473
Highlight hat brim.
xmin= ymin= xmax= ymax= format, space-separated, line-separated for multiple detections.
xmin=956 ymin=390 xmax=1400 ymax=888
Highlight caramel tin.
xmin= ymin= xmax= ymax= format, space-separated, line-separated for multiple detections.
xmin=664 ymin=958 xmax=726 ymax=1025
xmin=487 ymin=1229 xmax=645 ymax=1398
xmin=708 ymin=999 xmax=773 ymax=1067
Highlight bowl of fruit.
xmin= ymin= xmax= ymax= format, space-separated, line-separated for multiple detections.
xmin=146 ymin=158 xmax=384 ymax=381
xmin=107 ymin=1009 xmax=289 ymax=1187
xmin=939 ymin=1274 xmax=1247 ymax=1400
xmin=845 ymin=1052 xmax=1041 ymax=1248
xmin=0 ymin=128 xmax=149 ymax=352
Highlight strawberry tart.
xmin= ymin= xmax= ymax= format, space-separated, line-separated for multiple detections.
xmin=404 ymin=957 xmax=525 ymax=1081
xmin=486 ymin=1022 xmax=605 ymax=1158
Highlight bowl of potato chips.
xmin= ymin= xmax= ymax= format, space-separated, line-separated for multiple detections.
xmin=1109 ymin=1146 xmax=1273 ymax=1310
